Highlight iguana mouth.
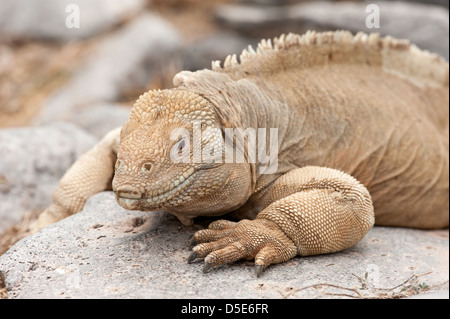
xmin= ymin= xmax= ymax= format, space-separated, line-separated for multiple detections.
xmin=116 ymin=167 xmax=196 ymax=209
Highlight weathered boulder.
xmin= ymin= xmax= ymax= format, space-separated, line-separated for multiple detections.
xmin=0 ymin=0 xmax=145 ymax=41
xmin=0 ymin=123 xmax=97 ymax=233
xmin=0 ymin=192 xmax=448 ymax=299
xmin=37 ymin=13 xmax=181 ymax=124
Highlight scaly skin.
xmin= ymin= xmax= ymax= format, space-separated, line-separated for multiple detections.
xmin=36 ymin=31 xmax=449 ymax=276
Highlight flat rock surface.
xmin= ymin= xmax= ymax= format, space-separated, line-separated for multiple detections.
xmin=0 ymin=192 xmax=448 ymax=299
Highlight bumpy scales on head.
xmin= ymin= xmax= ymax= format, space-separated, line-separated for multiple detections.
xmin=113 ymin=89 xmax=253 ymax=226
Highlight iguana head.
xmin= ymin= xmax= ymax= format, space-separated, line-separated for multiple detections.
xmin=112 ymin=89 xmax=253 ymax=225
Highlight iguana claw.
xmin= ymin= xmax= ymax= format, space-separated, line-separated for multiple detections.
xmin=203 ymin=262 xmax=211 ymax=274
xmin=187 ymin=251 xmax=197 ymax=264
xmin=188 ymin=218 xmax=297 ymax=276
xmin=188 ymin=237 xmax=197 ymax=250
xmin=255 ymin=265 xmax=264 ymax=278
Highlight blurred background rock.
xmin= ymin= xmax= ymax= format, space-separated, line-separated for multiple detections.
xmin=0 ymin=0 xmax=448 ymax=267
xmin=0 ymin=0 xmax=448 ymax=128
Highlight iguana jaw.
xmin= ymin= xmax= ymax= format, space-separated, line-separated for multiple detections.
xmin=115 ymin=166 xmax=196 ymax=210
xmin=114 ymin=163 xmax=227 ymax=211
xmin=113 ymin=162 xmax=251 ymax=217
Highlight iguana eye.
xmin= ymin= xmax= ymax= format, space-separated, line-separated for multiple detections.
xmin=177 ymin=139 xmax=185 ymax=156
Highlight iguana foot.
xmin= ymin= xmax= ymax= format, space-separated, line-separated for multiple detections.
xmin=188 ymin=219 xmax=297 ymax=277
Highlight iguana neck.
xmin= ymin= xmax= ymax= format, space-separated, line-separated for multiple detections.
xmin=178 ymin=70 xmax=298 ymax=186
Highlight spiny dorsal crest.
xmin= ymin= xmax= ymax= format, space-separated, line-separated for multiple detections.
xmin=131 ymin=89 xmax=216 ymax=126
xmin=211 ymin=30 xmax=448 ymax=88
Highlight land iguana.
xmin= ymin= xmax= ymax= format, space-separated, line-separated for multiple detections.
xmin=35 ymin=31 xmax=449 ymax=277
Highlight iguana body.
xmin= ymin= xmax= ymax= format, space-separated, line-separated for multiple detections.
xmin=37 ymin=31 xmax=449 ymax=276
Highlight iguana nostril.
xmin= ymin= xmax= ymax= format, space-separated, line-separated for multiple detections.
xmin=142 ymin=163 xmax=152 ymax=172
xmin=116 ymin=185 xmax=142 ymax=199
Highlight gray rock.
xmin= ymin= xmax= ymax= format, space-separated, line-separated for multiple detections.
xmin=1 ymin=192 xmax=448 ymax=299
xmin=0 ymin=0 xmax=145 ymax=41
xmin=237 ymin=0 xmax=293 ymax=6
xmin=237 ymin=0 xmax=449 ymax=9
xmin=37 ymin=13 xmax=181 ymax=124
xmin=183 ymin=33 xmax=258 ymax=71
xmin=215 ymin=4 xmax=288 ymax=37
xmin=69 ymin=103 xmax=130 ymax=139
xmin=371 ymin=0 xmax=448 ymax=9
xmin=0 ymin=123 xmax=97 ymax=233
xmin=215 ymin=1 xmax=449 ymax=60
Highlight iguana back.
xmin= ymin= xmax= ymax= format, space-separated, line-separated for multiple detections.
xmin=176 ymin=31 xmax=449 ymax=228
xmin=36 ymin=31 xmax=449 ymax=274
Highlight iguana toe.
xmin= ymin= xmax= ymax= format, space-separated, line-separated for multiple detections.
xmin=187 ymin=251 xmax=197 ymax=264
xmin=189 ymin=219 xmax=297 ymax=276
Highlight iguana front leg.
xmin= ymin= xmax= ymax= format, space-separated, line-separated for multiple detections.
xmin=33 ymin=127 xmax=121 ymax=232
xmin=189 ymin=166 xmax=375 ymax=276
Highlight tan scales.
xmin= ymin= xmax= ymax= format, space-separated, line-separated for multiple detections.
xmin=35 ymin=31 xmax=449 ymax=276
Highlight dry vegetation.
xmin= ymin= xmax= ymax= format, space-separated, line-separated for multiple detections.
xmin=277 ymin=272 xmax=449 ymax=299
xmin=0 ymin=276 xmax=6 ymax=299
xmin=0 ymin=39 xmax=96 ymax=128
